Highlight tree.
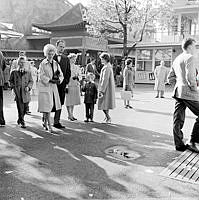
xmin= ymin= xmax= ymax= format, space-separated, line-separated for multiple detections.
xmin=87 ymin=0 xmax=174 ymax=58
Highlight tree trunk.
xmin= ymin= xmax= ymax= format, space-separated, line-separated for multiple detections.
xmin=123 ymin=24 xmax=127 ymax=58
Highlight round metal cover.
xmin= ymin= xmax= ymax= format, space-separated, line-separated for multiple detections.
xmin=105 ymin=145 xmax=141 ymax=161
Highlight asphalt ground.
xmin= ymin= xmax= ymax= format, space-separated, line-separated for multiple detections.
xmin=0 ymin=84 xmax=198 ymax=200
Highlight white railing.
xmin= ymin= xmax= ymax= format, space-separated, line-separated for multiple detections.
xmin=141 ymin=31 xmax=199 ymax=44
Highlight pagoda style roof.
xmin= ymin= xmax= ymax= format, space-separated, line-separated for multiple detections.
xmin=33 ymin=3 xmax=86 ymax=31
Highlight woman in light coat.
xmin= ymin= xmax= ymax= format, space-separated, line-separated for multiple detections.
xmin=154 ymin=60 xmax=168 ymax=98
xmin=38 ymin=44 xmax=63 ymax=132
xmin=65 ymin=53 xmax=81 ymax=121
xmin=123 ymin=59 xmax=135 ymax=109
xmin=98 ymin=53 xmax=115 ymax=123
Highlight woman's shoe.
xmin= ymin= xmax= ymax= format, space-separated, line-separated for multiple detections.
xmin=48 ymin=128 xmax=53 ymax=133
xmin=72 ymin=117 xmax=77 ymax=120
xmin=128 ymin=105 xmax=133 ymax=109
xmin=125 ymin=105 xmax=128 ymax=109
xmin=43 ymin=123 xmax=48 ymax=131
xmin=68 ymin=117 xmax=74 ymax=121
xmin=106 ymin=118 xmax=111 ymax=124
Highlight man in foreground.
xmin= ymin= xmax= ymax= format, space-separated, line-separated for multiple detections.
xmin=168 ymin=38 xmax=199 ymax=153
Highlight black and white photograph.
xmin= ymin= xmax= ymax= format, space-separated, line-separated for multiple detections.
xmin=0 ymin=0 xmax=199 ymax=199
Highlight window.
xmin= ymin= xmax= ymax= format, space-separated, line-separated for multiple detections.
xmin=154 ymin=49 xmax=172 ymax=68
xmin=137 ymin=49 xmax=153 ymax=71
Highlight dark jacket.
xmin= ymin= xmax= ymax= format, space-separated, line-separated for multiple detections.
xmin=82 ymin=81 xmax=98 ymax=104
xmin=54 ymin=54 xmax=71 ymax=105
xmin=9 ymin=70 xmax=33 ymax=103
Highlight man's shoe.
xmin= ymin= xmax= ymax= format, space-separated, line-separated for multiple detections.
xmin=53 ymin=123 xmax=65 ymax=129
xmin=26 ymin=111 xmax=31 ymax=115
xmin=21 ymin=123 xmax=26 ymax=128
xmin=84 ymin=119 xmax=89 ymax=122
xmin=0 ymin=121 xmax=5 ymax=127
xmin=186 ymin=143 xmax=199 ymax=153
xmin=176 ymin=145 xmax=187 ymax=152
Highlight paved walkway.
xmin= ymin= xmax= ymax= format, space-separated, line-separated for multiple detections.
xmin=0 ymin=85 xmax=198 ymax=200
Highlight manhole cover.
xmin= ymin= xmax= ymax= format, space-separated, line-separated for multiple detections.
xmin=160 ymin=150 xmax=199 ymax=185
xmin=105 ymin=145 xmax=141 ymax=161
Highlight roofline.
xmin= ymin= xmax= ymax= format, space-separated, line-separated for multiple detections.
xmin=33 ymin=22 xmax=85 ymax=31
xmin=32 ymin=3 xmax=85 ymax=31
xmin=0 ymin=49 xmax=43 ymax=53
xmin=174 ymin=4 xmax=199 ymax=10
xmin=108 ymin=42 xmax=181 ymax=49
xmin=26 ymin=35 xmax=51 ymax=40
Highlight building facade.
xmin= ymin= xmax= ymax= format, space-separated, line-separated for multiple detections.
xmin=109 ymin=0 xmax=199 ymax=83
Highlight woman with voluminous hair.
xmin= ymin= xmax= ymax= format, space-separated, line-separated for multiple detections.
xmin=38 ymin=44 xmax=64 ymax=133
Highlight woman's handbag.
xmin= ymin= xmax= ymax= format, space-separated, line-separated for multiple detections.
xmin=120 ymin=90 xmax=132 ymax=100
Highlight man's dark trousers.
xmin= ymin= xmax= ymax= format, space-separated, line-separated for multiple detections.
xmin=0 ymin=86 xmax=5 ymax=124
xmin=173 ymin=97 xmax=199 ymax=148
xmin=16 ymin=90 xmax=29 ymax=124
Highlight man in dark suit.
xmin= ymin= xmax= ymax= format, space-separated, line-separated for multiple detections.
xmin=53 ymin=40 xmax=71 ymax=128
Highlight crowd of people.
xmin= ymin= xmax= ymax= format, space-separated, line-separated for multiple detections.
xmin=0 ymin=38 xmax=199 ymax=153
xmin=0 ymin=40 xmax=117 ymax=132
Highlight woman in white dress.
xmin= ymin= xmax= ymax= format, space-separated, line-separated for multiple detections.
xmin=65 ymin=53 xmax=81 ymax=121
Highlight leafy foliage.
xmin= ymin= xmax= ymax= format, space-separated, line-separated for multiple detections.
xmin=87 ymin=0 xmax=174 ymax=56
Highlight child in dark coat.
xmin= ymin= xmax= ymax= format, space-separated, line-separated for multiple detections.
xmin=82 ymin=73 xmax=98 ymax=122
xmin=9 ymin=56 xmax=33 ymax=128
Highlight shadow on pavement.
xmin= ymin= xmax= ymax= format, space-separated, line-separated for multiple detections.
xmin=0 ymin=113 xmax=196 ymax=199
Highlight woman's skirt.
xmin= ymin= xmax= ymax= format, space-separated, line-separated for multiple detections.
xmin=65 ymin=85 xmax=81 ymax=106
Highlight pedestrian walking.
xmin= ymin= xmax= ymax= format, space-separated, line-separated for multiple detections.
xmin=9 ymin=56 xmax=33 ymax=128
xmin=29 ymin=61 xmax=38 ymax=95
xmin=65 ymin=53 xmax=81 ymax=121
xmin=82 ymin=73 xmax=98 ymax=122
xmin=53 ymin=40 xmax=71 ymax=128
xmin=115 ymin=64 xmax=122 ymax=87
xmin=0 ymin=51 xmax=6 ymax=126
xmin=154 ymin=60 xmax=168 ymax=98
xmin=38 ymin=44 xmax=63 ymax=133
xmin=168 ymin=38 xmax=199 ymax=153
xmin=11 ymin=51 xmax=31 ymax=114
xmin=122 ymin=59 xmax=135 ymax=109
xmin=98 ymin=52 xmax=116 ymax=123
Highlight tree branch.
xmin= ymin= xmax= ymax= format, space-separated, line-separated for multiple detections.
xmin=104 ymin=19 xmax=121 ymax=24
xmin=114 ymin=0 xmax=124 ymax=26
